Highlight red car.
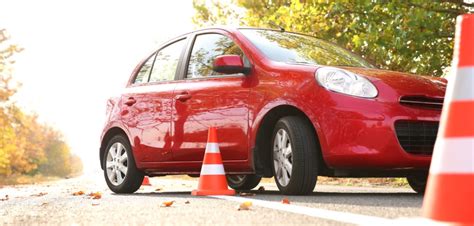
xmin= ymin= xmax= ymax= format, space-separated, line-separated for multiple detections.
xmin=99 ymin=28 xmax=446 ymax=195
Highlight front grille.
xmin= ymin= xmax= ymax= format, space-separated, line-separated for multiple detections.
xmin=399 ymin=96 xmax=444 ymax=110
xmin=395 ymin=120 xmax=439 ymax=155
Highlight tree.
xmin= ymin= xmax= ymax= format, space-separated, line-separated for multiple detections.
xmin=0 ymin=28 xmax=82 ymax=180
xmin=192 ymin=0 xmax=472 ymax=76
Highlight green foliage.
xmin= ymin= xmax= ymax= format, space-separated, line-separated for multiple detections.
xmin=193 ymin=0 xmax=472 ymax=76
xmin=0 ymin=29 xmax=82 ymax=179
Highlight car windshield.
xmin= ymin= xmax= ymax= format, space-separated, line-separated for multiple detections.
xmin=239 ymin=29 xmax=373 ymax=68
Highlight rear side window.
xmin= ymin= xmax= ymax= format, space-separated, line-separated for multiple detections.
xmin=133 ymin=53 xmax=156 ymax=84
xmin=187 ymin=33 xmax=244 ymax=79
xmin=149 ymin=39 xmax=187 ymax=83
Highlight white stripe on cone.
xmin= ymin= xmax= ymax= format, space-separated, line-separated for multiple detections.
xmin=205 ymin=143 xmax=220 ymax=153
xmin=447 ymin=67 xmax=474 ymax=101
xmin=430 ymin=138 xmax=474 ymax=174
xmin=200 ymin=164 xmax=225 ymax=175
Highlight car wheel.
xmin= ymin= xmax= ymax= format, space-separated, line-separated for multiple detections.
xmin=103 ymin=135 xmax=144 ymax=194
xmin=226 ymin=175 xmax=262 ymax=190
xmin=272 ymin=116 xmax=318 ymax=195
xmin=407 ymin=173 xmax=428 ymax=194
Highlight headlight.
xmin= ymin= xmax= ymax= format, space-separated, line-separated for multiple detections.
xmin=315 ymin=67 xmax=378 ymax=98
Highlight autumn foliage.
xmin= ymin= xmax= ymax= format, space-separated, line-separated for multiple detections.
xmin=0 ymin=29 xmax=82 ymax=180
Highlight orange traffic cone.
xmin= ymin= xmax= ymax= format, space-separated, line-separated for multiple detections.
xmin=422 ymin=14 xmax=474 ymax=225
xmin=142 ymin=176 xmax=151 ymax=186
xmin=192 ymin=127 xmax=235 ymax=196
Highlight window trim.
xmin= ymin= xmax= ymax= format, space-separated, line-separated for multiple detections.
xmin=181 ymin=31 xmax=249 ymax=81
xmin=131 ymin=52 xmax=157 ymax=85
xmin=128 ymin=36 xmax=189 ymax=87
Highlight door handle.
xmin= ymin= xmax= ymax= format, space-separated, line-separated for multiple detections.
xmin=175 ymin=92 xmax=192 ymax=102
xmin=124 ymin=97 xmax=137 ymax=106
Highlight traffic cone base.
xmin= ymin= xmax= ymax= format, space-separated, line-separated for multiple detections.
xmin=191 ymin=127 xmax=235 ymax=196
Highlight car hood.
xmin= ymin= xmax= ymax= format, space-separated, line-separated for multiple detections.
xmin=337 ymin=67 xmax=447 ymax=98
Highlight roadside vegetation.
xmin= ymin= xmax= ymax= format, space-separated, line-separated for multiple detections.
xmin=193 ymin=0 xmax=472 ymax=77
xmin=0 ymin=29 xmax=82 ymax=185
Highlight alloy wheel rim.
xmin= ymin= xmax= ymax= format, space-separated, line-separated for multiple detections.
xmin=273 ymin=129 xmax=293 ymax=187
xmin=106 ymin=142 xmax=128 ymax=186
xmin=227 ymin=175 xmax=246 ymax=185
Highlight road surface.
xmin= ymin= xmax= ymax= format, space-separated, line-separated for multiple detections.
xmin=0 ymin=174 xmax=423 ymax=225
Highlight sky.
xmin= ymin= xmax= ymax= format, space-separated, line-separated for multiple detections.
xmin=0 ymin=0 xmax=195 ymax=172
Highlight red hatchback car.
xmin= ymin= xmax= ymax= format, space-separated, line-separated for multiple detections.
xmin=100 ymin=28 xmax=446 ymax=195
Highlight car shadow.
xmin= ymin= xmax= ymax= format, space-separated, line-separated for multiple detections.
xmin=113 ymin=189 xmax=423 ymax=208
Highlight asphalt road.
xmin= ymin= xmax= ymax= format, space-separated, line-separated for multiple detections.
xmin=0 ymin=174 xmax=424 ymax=225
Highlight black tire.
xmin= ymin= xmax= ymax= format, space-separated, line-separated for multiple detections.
xmin=103 ymin=135 xmax=144 ymax=194
xmin=226 ymin=175 xmax=262 ymax=190
xmin=407 ymin=173 xmax=428 ymax=194
xmin=271 ymin=116 xmax=319 ymax=195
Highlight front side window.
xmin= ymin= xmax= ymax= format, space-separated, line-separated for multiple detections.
xmin=149 ymin=39 xmax=187 ymax=83
xmin=239 ymin=29 xmax=373 ymax=68
xmin=133 ymin=53 xmax=156 ymax=84
xmin=187 ymin=33 xmax=244 ymax=79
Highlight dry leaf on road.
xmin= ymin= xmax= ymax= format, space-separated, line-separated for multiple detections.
xmin=184 ymin=200 xmax=190 ymax=204
xmin=31 ymin=192 xmax=47 ymax=197
xmin=237 ymin=201 xmax=252 ymax=211
xmin=1 ymin=195 xmax=9 ymax=201
xmin=88 ymin=192 xmax=102 ymax=199
xmin=281 ymin=198 xmax=290 ymax=204
xmin=72 ymin=191 xmax=85 ymax=196
xmin=161 ymin=200 xmax=175 ymax=207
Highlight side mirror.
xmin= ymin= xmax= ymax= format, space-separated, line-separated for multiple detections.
xmin=212 ymin=55 xmax=250 ymax=75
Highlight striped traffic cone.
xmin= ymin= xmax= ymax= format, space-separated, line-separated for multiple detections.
xmin=422 ymin=14 xmax=474 ymax=224
xmin=142 ymin=176 xmax=151 ymax=186
xmin=192 ymin=127 xmax=235 ymax=196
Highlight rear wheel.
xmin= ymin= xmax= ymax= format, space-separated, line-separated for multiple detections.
xmin=103 ymin=135 xmax=144 ymax=194
xmin=407 ymin=173 xmax=428 ymax=194
xmin=272 ymin=116 xmax=318 ymax=195
xmin=226 ymin=175 xmax=262 ymax=190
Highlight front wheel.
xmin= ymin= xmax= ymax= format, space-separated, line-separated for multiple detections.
xmin=103 ymin=135 xmax=144 ymax=194
xmin=226 ymin=175 xmax=262 ymax=190
xmin=407 ymin=173 xmax=428 ymax=194
xmin=272 ymin=116 xmax=319 ymax=195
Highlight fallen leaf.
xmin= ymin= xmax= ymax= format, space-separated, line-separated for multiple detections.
xmin=257 ymin=186 xmax=265 ymax=191
xmin=155 ymin=188 xmax=162 ymax=192
xmin=0 ymin=195 xmax=8 ymax=201
xmin=184 ymin=200 xmax=190 ymax=204
xmin=281 ymin=197 xmax=290 ymax=204
xmin=31 ymin=192 xmax=47 ymax=197
xmin=161 ymin=200 xmax=175 ymax=207
xmin=88 ymin=192 xmax=102 ymax=199
xmin=239 ymin=192 xmax=256 ymax=197
xmin=72 ymin=191 xmax=85 ymax=196
xmin=40 ymin=202 xmax=48 ymax=206
xmin=238 ymin=201 xmax=252 ymax=211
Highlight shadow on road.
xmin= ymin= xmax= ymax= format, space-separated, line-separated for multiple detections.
xmin=114 ymin=190 xmax=423 ymax=208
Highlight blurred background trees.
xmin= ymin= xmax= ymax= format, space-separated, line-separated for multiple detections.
xmin=193 ymin=0 xmax=473 ymax=76
xmin=0 ymin=29 xmax=82 ymax=181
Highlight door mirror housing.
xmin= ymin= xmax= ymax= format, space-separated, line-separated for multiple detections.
xmin=212 ymin=55 xmax=250 ymax=75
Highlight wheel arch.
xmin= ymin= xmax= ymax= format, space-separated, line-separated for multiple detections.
xmin=100 ymin=127 xmax=130 ymax=170
xmin=251 ymin=103 xmax=328 ymax=177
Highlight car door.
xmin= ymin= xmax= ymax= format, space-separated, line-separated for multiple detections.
xmin=172 ymin=32 xmax=251 ymax=162
xmin=122 ymin=38 xmax=187 ymax=163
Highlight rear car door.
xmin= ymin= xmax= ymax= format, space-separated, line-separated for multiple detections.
xmin=172 ymin=32 xmax=251 ymax=163
xmin=122 ymin=38 xmax=187 ymax=163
